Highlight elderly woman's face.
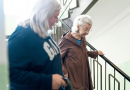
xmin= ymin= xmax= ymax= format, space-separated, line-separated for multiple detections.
xmin=78 ymin=23 xmax=92 ymax=37
xmin=48 ymin=10 xmax=60 ymax=29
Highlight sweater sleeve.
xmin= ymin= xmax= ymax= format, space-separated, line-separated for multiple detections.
xmin=58 ymin=38 xmax=68 ymax=75
xmin=87 ymin=50 xmax=98 ymax=59
xmin=8 ymin=36 xmax=52 ymax=90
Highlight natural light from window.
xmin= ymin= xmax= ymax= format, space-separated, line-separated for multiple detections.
xmin=4 ymin=0 xmax=37 ymax=36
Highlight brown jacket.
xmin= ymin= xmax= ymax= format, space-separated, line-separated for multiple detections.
xmin=59 ymin=31 xmax=98 ymax=90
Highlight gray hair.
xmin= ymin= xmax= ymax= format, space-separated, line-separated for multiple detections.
xmin=71 ymin=15 xmax=92 ymax=33
xmin=19 ymin=0 xmax=61 ymax=38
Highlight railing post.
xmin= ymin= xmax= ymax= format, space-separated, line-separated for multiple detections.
xmin=109 ymin=74 xmax=120 ymax=90
xmin=93 ymin=59 xmax=102 ymax=90
xmin=105 ymin=62 xmax=106 ymax=90
xmin=114 ymin=69 xmax=115 ymax=90
xmin=124 ymin=78 xmax=126 ymax=90
xmin=93 ymin=60 xmax=95 ymax=89
xmin=97 ymin=57 xmax=98 ymax=90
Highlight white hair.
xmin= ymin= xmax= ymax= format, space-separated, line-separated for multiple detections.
xmin=19 ymin=0 xmax=61 ymax=38
xmin=71 ymin=15 xmax=92 ymax=33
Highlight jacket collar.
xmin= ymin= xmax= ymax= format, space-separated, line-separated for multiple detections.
xmin=63 ymin=31 xmax=85 ymax=48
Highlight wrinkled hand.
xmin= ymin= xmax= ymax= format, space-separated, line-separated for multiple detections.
xmin=52 ymin=74 xmax=67 ymax=90
xmin=98 ymin=50 xmax=104 ymax=55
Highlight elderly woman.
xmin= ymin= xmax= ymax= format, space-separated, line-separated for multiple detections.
xmin=7 ymin=0 xmax=67 ymax=90
xmin=59 ymin=15 xmax=104 ymax=90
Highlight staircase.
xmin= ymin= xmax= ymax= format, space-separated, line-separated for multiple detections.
xmin=51 ymin=0 xmax=97 ymax=44
xmin=50 ymin=0 xmax=130 ymax=90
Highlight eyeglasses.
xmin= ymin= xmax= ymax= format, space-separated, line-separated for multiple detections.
xmin=82 ymin=26 xmax=92 ymax=32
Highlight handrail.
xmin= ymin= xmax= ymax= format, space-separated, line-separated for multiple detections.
xmin=58 ymin=18 xmax=130 ymax=82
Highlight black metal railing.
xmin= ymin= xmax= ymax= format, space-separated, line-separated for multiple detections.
xmin=50 ymin=0 xmax=73 ymax=41
xmin=86 ymin=41 xmax=130 ymax=90
xmin=86 ymin=41 xmax=130 ymax=82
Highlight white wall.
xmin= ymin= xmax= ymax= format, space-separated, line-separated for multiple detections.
xmin=85 ymin=0 xmax=130 ymax=67
xmin=90 ymin=6 xmax=130 ymax=66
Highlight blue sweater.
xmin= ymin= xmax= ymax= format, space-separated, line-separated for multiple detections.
xmin=8 ymin=25 xmax=63 ymax=90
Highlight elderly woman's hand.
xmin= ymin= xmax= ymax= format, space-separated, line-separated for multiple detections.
xmin=98 ymin=50 xmax=104 ymax=55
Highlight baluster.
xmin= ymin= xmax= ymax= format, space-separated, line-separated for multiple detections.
xmin=109 ymin=74 xmax=120 ymax=90
xmin=93 ymin=59 xmax=95 ymax=89
xmin=90 ymin=48 xmax=92 ymax=73
xmin=124 ymin=78 xmax=126 ymax=90
xmin=114 ymin=69 xmax=115 ymax=90
xmin=105 ymin=62 xmax=106 ymax=90
xmin=93 ymin=59 xmax=102 ymax=90
xmin=97 ymin=56 xmax=98 ymax=90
